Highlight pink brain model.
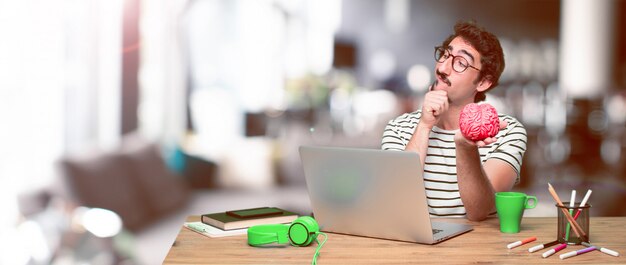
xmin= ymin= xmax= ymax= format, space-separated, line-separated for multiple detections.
xmin=459 ymin=103 xmax=500 ymax=141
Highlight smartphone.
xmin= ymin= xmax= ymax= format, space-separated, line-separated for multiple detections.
xmin=226 ymin=207 xmax=284 ymax=219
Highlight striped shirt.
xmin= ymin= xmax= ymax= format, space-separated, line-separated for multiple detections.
xmin=381 ymin=110 xmax=527 ymax=217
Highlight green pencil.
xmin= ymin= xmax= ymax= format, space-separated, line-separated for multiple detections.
xmin=564 ymin=190 xmax=576 ymax=241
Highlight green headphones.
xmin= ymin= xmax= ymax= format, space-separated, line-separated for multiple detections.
xmin=248 ymin=216 xmax=327 ymax=264
xmin=248 ymin=216 xmax=320 ymax=246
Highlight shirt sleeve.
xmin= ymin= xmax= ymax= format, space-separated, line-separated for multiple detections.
xmin=485 ymin=115 xmax=528 ymax=184
xmin=381 ymin=119 xmax=407 ymax=151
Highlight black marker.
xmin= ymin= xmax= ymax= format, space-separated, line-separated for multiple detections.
xmin=528 ymin=240 xmax=559 ymax=253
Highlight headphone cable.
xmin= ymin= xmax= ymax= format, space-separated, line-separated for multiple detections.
xmin=311 ymin=232 xmax=327 ymax=265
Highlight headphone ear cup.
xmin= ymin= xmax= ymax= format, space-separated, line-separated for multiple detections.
xmin=299 ymin=216 xmax=320 ymax=233
xmin=288 ymin=216 xmax=319 ymax=246
xmin=247 ymin=224 xmax=289 ymax=246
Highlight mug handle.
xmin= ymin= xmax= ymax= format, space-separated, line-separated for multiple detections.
xmin=525 ymin=196 xmax=538 ymax=209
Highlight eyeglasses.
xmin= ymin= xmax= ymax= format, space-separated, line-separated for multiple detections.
xmin=434 ymin=46 xmax=481 ymax=73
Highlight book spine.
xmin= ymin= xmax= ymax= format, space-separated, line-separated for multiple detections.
xmin=224 ymin=215 xmax=298 ymax=230
xmin=201 ymin=215 xmax=226 ymax=230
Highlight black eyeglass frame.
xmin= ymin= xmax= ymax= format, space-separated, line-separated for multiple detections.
xmin=434 ymin=46 xmax=481 ymax=73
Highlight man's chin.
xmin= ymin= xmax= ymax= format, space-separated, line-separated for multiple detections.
xmin=432 ymin=84 xmax=449 ymax=91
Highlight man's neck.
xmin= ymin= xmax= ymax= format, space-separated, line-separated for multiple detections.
xmin=435 ymin=101 xmax=473 ymax=130
xmin=436 ymin=107 xmax=461 ymax=130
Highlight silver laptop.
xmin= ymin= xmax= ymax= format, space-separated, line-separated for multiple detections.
xmin=299 ymin=146 xmax=473 ymax=244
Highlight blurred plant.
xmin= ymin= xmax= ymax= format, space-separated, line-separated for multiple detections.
xmin=284 ymin=71 xmax=357 ymax=110
xmin=285 ymin=73 xmax=330 ymax=110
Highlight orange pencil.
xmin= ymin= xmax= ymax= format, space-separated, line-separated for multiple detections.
xmin=547 ymin=183 xmax=585 ymax=238
xmin=507 ymin=236 xmax=537 ymax=249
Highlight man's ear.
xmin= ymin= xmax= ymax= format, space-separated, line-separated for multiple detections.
xmin=477 ymin=75 xmax=493 ymax=92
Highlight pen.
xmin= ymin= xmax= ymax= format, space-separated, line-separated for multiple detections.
xmin=560 ymin=246 xmax=596 ymax=259
xmin=507 ymin=236 xmax=536 ymax=249
xmin=528 ymin=240 xmax=559 ymax=253
xmin=541 ymin=243 xmax=567 ymax=258
xmin=565 ymin=190 xmax=576 ymax=241
xmin=186 ymin=223 xmax=207 ymax=233
xmin=548 ymin=183 xmax=585 ymax=237
xmin=582 ymin=242 xmax=620 ymax=257
xmin=572 ymin=189 xmax=592 ymax=220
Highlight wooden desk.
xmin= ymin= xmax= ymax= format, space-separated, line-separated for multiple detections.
xmin=163 ymin=216 xmax=625 ymax=264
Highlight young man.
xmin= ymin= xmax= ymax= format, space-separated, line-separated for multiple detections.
xmin=381 ymin=21 xmax=527 ymax=221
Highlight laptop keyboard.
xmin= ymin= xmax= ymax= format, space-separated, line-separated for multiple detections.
xmin=432 ymin=228 xmax=443 ymax=235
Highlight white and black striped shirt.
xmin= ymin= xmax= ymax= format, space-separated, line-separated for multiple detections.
xmin=381 ymin=110 xmax=527 ymax=217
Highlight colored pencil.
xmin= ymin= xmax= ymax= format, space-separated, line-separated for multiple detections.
xmin=560 ymin=246 xmax=596 ymax=259
xmin=547 ymin=183 xmax=585 ymax=237
xmin=582 ymin=242 xmax=620 ymax=257
xmin=572 ymin=189 xmax=592 ymax=220
xmin=507 ymin=236 xmax=536 ymax=249
xmin=542 ymin=243 xmax=567 ymax=258
xmin=528 ymin=240 xmax=559 ymax=253
xmin=565 ymin=190 xmax=576 ymax=241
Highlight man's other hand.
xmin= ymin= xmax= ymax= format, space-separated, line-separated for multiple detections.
xmin=455 ymin=119 xmax=508 ymax=147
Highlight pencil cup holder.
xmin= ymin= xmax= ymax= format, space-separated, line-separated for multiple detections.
xmin=556 ymin=202 xmax=590 ymax=245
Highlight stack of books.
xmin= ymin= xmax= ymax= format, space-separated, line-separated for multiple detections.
xmin=185 ymin=207 xmax=299 ymax=238
xmin=184 ymin=222 xmax=247 ymax=237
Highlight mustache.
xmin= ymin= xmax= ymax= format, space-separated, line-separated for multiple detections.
xmin=436 ymin=69 xmax=451 ymax=86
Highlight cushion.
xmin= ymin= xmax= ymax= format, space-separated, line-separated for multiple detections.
xmin=61 ymin=153 xmax=151 ymax=231
xmin=60 ymin=138 xmax=191 ymax=232
xmin=121 ymin=143 xmax=190 ymax=218
xmin=181 ymin=152 xmax=218 ymax=189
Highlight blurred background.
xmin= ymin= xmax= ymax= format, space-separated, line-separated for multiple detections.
xmin=1 ymin=0 xmax=626 ymax=264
